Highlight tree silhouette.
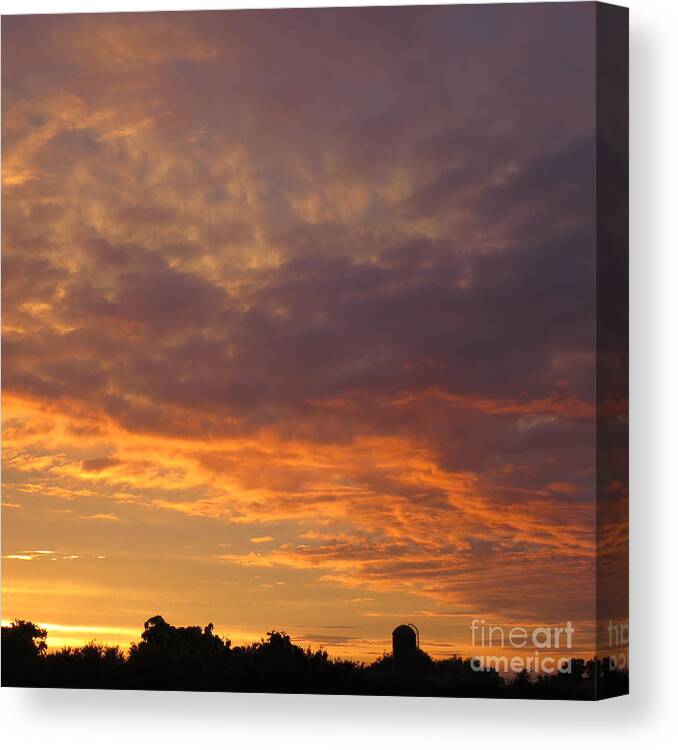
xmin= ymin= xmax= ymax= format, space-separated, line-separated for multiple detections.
xmin=0 ymin=616 xmax=628 ymax=699
xmin=1 ymin=619 xmax=48 ymax=686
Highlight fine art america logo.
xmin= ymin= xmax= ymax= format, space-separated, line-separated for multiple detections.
xmin=469 ymin=619 xmax=576 ymax=674
xmin=469 ymin=619 xmax=629 ymax=674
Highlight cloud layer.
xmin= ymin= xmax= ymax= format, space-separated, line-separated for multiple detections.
xmin=3 ymin=6 xmax=601 ymax=654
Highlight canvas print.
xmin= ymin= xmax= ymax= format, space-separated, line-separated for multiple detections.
xmin=1 ymin=3 xmax=628 ymax=699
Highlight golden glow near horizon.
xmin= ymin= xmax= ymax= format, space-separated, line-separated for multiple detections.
xmin=2 ymin=7 xmax=619 ymax=662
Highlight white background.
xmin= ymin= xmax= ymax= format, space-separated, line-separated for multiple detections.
xmin=0 ymin=0 xmax=676 ymax=747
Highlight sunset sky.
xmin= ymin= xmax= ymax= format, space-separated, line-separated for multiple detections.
xmin=2 ymin=5 xmax=603 ymax=661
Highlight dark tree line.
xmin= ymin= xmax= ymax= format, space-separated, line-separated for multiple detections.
xmin=1 ymin=616 xmax=628 ymax=699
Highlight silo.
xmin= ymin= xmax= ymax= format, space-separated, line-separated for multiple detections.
xmin=392 ymin=623 xmax=419 ymax=671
